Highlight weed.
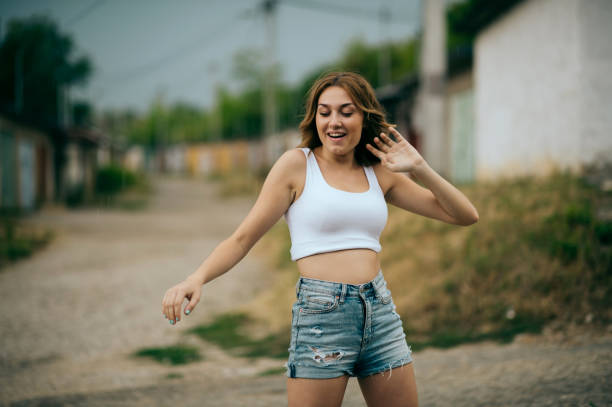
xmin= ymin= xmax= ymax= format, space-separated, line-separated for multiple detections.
xmin=133 ymin=345 xmax=202 ymax=365
xmin=258 ymin=367 xmax=287 ymax=377
xmin=0 ymin=217 xmax=53 ymax=269
xmin=188 ymin=312 xmax=290 ymax=359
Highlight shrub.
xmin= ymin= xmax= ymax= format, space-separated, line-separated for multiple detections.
xmin=95 ymin=165 xmax=138 ymax=196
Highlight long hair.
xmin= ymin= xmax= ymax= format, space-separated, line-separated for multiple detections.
xmin=298 ymin=71 xmax=393 ymax=166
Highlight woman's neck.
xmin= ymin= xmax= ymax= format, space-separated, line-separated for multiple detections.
xmin=315 ymin=146 xmax=359 ymax=169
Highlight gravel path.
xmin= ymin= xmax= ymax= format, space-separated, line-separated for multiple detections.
xmin=1 ymin=176 xmax=610 ymax=406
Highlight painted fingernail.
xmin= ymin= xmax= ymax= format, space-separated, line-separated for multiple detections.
xmin=185 ymin=309 xmax=191 ymax=315
xmin=169 ymin=320 xmax=174 ymax=325
xmin=163 ymin=314 xmax=167 ymax=319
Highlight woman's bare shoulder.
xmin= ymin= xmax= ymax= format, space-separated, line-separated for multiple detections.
xmin=267 ymin=148 xmax=307 ymax=187
xmin=275 ymin=148 xmax=307 ymax=172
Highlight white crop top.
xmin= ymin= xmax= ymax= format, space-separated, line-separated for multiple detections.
xmin=284 ymin=148 xmax=388 ymax=261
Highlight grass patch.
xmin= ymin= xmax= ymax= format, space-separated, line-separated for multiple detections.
xmin=409 ymin=313 xmax=546 ymax=351
xmin=165 ymin=372 xmax=184 ymax=379
xmin=188 ymin=312 xmax=290 ymax=359
xmin=248 ymin=169 xmax=612 ymax=353
xmin=0 ymin=216 xmax=53 ymax=269
xmin=381 ymin=170 xmax=611 ymax=349
xmin=258 ymin=367 xmax=287 ymax=377
xmin=133 ymin=345 xmax=202 ymax=365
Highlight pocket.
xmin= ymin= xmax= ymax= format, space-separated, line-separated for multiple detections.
xmin=376 ymin=285 xmax=393 ymax=304
xmin=299 ymin=291 xmax=339 ymax=314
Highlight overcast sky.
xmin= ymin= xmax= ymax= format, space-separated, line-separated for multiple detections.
xmin=1 ymin=0 xmax=423 ymax=112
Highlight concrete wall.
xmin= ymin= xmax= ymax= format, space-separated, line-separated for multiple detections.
xmin=474 ymin=0 xmax=611 ymax=179
xmin=577 ymin=0 xmax=612 ymax=166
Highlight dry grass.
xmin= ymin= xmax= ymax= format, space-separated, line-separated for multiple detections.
xmin=227 ymin=169 xmax=612 ymax=350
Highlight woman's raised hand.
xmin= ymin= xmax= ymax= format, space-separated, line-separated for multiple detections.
xmin=366 ymin=127 xmax=425 ymax=173
xmin=162 ymin=277 xmax=202 ymax=325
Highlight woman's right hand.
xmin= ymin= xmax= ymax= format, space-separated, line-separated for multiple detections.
xmin=161 ymin=276 xmax=202 ymax=325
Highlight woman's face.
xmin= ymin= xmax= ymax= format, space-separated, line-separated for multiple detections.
xmin=315 ymin=86 xmax=364 ymax=158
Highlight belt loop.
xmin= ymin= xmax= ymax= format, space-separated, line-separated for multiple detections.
xmin=339 ymin=284 xmax=347 ymax=303
xmin=295 ymin=278 xmax=302 ymax=298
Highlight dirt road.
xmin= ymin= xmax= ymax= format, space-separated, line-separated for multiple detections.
xmin=1 ymin=177 xmax=610 ymax=406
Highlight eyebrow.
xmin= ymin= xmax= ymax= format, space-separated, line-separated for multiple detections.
xmin=317 ymin=103 xmax=355 ymax=109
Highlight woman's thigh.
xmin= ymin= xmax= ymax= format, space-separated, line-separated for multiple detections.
xmin=357 ymin=363 xmax=418 ymax=407
xmin=287 ymin=376 xmax=350 ymax=407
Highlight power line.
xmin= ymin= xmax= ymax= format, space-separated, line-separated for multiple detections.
xmin=280 ymin=0 xmax=413 ymax=25
xmin=64 ymin=0 xmax=107 ymax=27
xmin=99 ymin=9 xmax=251 ymax=87
xmin=171 ymin=13 xmax=260 ymax=96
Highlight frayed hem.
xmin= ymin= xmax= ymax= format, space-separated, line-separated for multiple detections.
xmin=356 ymin=357 xmax=413 ymax=379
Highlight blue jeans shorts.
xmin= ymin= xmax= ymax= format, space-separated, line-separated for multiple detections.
xmin=286 ymin=270 xmax=413 ymax=379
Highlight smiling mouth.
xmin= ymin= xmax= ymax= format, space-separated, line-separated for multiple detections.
xmin=328 ymin=132 xmax=346 ymax=139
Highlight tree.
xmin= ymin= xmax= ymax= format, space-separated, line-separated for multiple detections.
xmin=0 ymin=15 xmax=92 ymax=127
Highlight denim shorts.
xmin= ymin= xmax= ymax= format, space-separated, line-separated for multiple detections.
xmin=286 ymin=270 xmax=413 ymax=379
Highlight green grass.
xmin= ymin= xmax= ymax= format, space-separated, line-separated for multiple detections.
xmin=408 ymin=313 xmax=546 ymax=351
xmin=258 ymin=367 xmax=287 ymax=377
xmin=388 ymin=170 xmax=612 ymax=349
xmin=0 ymin=217 xmax=53 ymax=269
xmin=188 ymin=312 xmax=290 ymax=359
xmin=133 ymin=345 xmax=202 ymax=365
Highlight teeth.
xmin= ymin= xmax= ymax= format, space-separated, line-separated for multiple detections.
xmin=328 ymin=133 xmax=345 ymax=137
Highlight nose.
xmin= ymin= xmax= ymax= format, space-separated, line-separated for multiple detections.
xmin=330 ymin=112 xmax=342 ymax=128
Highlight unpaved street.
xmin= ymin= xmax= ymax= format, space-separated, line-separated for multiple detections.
xmin=1 ymin=176 xmax=610 ymax=406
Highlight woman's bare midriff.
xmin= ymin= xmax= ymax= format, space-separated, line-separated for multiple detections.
xmin=296 ymin=249 xmax=381 ymax=285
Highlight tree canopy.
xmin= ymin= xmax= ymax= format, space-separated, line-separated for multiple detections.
xmin=0 ymin=15 xmax=93 ymax=127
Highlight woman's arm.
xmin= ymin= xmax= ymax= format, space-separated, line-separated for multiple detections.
xmin=367 ymin=128 xmax=479 ymax=226
xmin=161 ymin=149 xmax=304 ymax=324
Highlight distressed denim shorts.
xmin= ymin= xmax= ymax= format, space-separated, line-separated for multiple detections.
xmin=286 ymin=270 xmax=413 ymax=379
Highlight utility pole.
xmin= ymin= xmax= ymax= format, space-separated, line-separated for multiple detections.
xmin=378 ymin=4 xmax=392 ymax=87
xmin=262 ymin=0 xmax=278 ymax=139
xmin=414 ymin=0 xmax=447 ymax=175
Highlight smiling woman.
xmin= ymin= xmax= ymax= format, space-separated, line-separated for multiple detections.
xmin=162 ymin=71 xmax=478 ymax=407
xmin=299 ymin=72 xmax=392 ymax=167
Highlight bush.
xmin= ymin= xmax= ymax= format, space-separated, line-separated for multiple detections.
xmin=0 ymin=217 xmax=53 ymax=268
xmin=95 ymin=165 xmax=138 ymax=196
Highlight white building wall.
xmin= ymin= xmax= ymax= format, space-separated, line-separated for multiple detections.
xmin=475 ymin=0 xmax=584 ymax=178
xmin=578 ymin=0 xmax=612 ymax=166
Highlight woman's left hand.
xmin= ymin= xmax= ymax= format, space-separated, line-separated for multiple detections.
xmin=366 ymin=127 xmax=425 ymax=173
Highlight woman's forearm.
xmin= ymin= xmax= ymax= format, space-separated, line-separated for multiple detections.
xmin=187 ymin=234 xmax=250 ymax=286
xmin=411 ymin=161 xmax=479 ymax=225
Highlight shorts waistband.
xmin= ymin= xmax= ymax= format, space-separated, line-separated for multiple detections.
xmin=295 ymin=270 xmax=386 ymax=299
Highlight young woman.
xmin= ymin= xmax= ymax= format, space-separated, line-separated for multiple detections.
xmin=162 ymin=72 xmax=479 ymax=407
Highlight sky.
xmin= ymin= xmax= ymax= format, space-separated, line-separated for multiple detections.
xmin=1 ymin=0 xmax=423 ymax=113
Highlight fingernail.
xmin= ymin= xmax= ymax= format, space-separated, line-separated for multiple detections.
xmin=185 ymin=309 xmax=191 ymax=315
xmin=163 ymin=314 xmax=167 ymax=319
xmin=169 ymin=320 xmax=174 ymax=325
